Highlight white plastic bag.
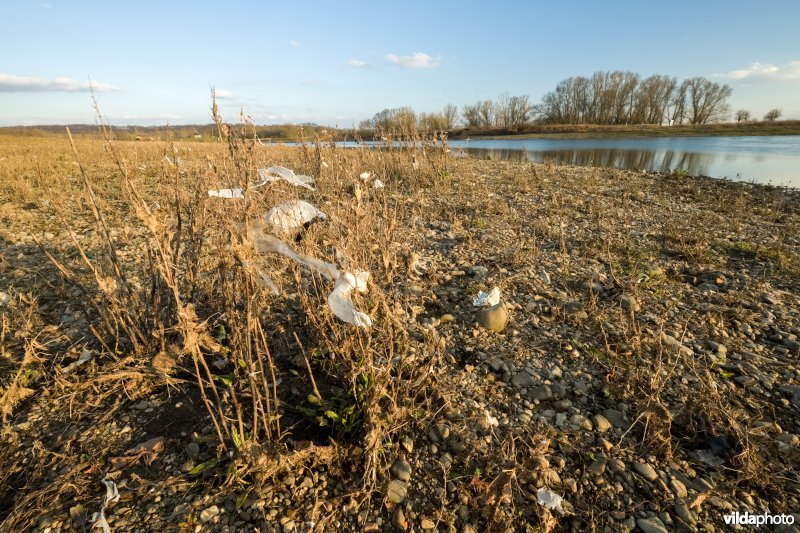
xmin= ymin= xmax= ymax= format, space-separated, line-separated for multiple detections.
xmin=327 ymin=271 xmax=372 ymax=327
xmin=256 ymin=166 xmax=316 ymax=190
xmin=208 ymin=188 xmax=244 ymax=199
xmin=264 ymin=200 xmax=327 ymax=235
xmin=473 ymin=287 xmax=501 ymax=307
xmin=536 ymin=487 xmax=565 ymax=514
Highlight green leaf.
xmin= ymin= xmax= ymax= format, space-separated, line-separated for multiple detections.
xmin=307 ymin=394 xmax=321 ymax=405
xmin=214 ymin=374 xmax=234 ymax=387
xmin=188 ymin=459 xmax=217 ymax=476
xmin=231 ymin=424 xmax=242 ymax=450
xmin=324 ymin=410 xmax=341 ymax=421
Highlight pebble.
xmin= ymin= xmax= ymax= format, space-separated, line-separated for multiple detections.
xmin=632 ymin=462 xmax=659 ymax=482
xmin=387 ymin=480 xmax=408 ymax=504
xmin=636 ymin=516 xmax=668 ymax=533
xmin=199 ymin=505 xmax=220 ymax=524
xmin=477 ymin=302 xmax=509 ymax=332
xmin=391 ymin=459 xmax=412 ymax=482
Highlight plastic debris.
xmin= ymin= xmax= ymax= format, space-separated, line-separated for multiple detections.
xmin=327 ymin=271 xmax=372 ymax=327
xmin=256 ymin=166 xmax=316 ymax=190
xmin=264 ymin=200 xmax=327 ymax=235
xmin=62 ymin=348 xmax=93 ymax=374
xmin=208 ymin=188 xmax=244 ymax=199
xmin=472 ymin=287 xmax=501 ymax=307
xmin=484 ymin=409 xmax=499 ymax=428
xmin=537 ymin=488 xmax=565 ymax=514
xmin=250 ymin=228 xmax=340 ymax=281
xmin=90 ymin=479 xmax=120 ymax=533
xmin=695 ymin=449 xmax=725 ymax=466
xmin=373 ymin=179 xmax=385 ymax=189
xmin=359 ymin=171 xmax=371 ymax=181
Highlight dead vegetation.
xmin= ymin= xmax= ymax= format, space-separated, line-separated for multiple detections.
xmin=1 ymin=110 xmax=799 ymax=531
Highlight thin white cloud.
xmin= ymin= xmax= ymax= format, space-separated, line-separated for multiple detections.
xmin=720 ymin=60 xmax=800 ymax=80
xmin=0 ymin=73 xmax=118 ymax=92
xmin=214 ymin=89 xmax=234 ymax=99
xmin=384 ymin=52 xmax=439 ymax=69
xmin=348 ymin=59 xmax=369 ymax=68
xmin=289 ymin=40 xmax=300 ymax=48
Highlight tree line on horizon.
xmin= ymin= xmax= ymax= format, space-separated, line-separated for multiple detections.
xmin=356 ymin=70 xmax=780 ymax=133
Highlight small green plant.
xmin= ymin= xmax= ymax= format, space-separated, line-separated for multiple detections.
xmin=299 ymin=372 xmax=373 ymax=440
xmin=671 ymin=167 xmax=689 ymax=177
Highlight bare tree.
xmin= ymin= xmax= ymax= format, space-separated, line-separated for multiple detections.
xmin=681 ymin=77 xmax=732 ymax=125
xmin=764 ymin=108 xmax=782 ymax=121
xmin=735 ymin=109 xmax=751 ymax=124
xmin=461 ymin=102 xmax=482 ymax=128
xmin=441 ymin=104 xmax=458 ymax=130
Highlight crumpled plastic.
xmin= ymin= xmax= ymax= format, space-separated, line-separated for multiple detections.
xmin=208 ymin=188 xmax=244 ymax=199
xmin=536 ymin=487 xmax=565 ymax=514
xmin=359 ymin=172 xmax=371 ymax=181
xmin=247 ymin=225 xmax=372 ymax=327
xmin=250 ymin=230 xmax=340 ymax=281
xmin=264 ymin=200 xmax=327 ymax=235
xmin=62 ymin=347 xmax=94 ymax=374
xmin=373 ymin=179 xmax=385 ymax=189
xmin=90 ymin=479 xmax=120 ymax=533
xmin=472 ymin=287 xmax=501 ymax=307
xmin=256 ymin=166 xmax=316 ymax=190
xmin=327 ymin=271 xmax=372 ymax=327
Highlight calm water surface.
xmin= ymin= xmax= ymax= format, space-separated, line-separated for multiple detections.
xmin=448 ymin=136 xmax=800 ymax=188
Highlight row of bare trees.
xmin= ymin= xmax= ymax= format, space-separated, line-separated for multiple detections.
xmin=537 ymin=71 xmax=733 ymax=125
xmin=357 ymin=71 xmax=750 ymax=132
xmin=358 ymin=104 xmax=460 ymax=133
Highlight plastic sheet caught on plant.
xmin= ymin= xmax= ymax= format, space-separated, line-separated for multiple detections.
xmin=327 ymin=271 xmax=372 ymax=327
xmin=90 ymin=479 xmax=120 ymax=533
xmin=208 ymin=188 xmax=244 ymax=199
xmin=536 ymin=487 xmax=565 ymax=514
xmin=255 ymin=166 xmax=316 ymax=190
xmin=249 ymin=229 xmax=340 ymax=281
xmin=472 ymin=287 xmax=501 ymax=307
xmin=373 ymin=179 xmax=385 ymax=189
xmin=264 ymin=200 xmax=327 ymax=235
xmin=359 ymin=172 xmax=371 ymax=181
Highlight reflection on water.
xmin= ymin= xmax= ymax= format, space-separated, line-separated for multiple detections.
xmin=449 ymin=136 xmax=800 ymax=187
xmin=461 ymin=147 xmax=715 ymax=176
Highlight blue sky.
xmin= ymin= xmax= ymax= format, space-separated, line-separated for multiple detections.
xmin=2 ymin=0 xmax=799 ymax=126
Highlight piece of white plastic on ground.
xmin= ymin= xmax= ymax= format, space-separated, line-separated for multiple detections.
xmin=62 ymin=348 xmax=93 ymax=374
xmin=255 ymin=166 xmax=316 ymax=190
xmin=250 ymin=230 xmax=340 ymax=281
xmin=90 ymin=479 xmax=120 ymax=533
xmin=373 ymin=179 xmax=384 ymax=189
xmin=359 ymin=171 xmax=371 ymax=181
xmin=536 ymin=487 xmax=565 ymax=514
xmin=264 ymin=200 xmax=327 ymax=235
xmin=484 ymin=409 xmax=499 ymax=428
xmin=695 ymin=449 xmax=725 ymax=466
xmin=208 ymin=188 xmax=244 ymax=199
xmin=472 ymin=287 xmax=501 ymax=307
xmin=327 ymin=271 xmax=372 ymax=327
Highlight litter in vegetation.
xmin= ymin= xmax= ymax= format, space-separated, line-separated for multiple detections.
xmin=373 ymin=179 xmax=384 ymax=189
xmin=61 ymin=348 xmax=94 ymax=374
xmin=327 ymin=271 xmax=372 ymax=327
xmin=90 ymin=479 xmax=120 ymax=533
xmin=208 ymin=188 xmax=244 ymax=199
xmin=359 ymin=172 xmax=371 ymax=181
xmin=264 ymin=200 xmax=327 ymax=235
xmin=256 ymin=166 xmax=316 ymax=190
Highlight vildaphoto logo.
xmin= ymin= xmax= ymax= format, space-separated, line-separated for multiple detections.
xmin=723 ymin=511 xmax=795 ymax=527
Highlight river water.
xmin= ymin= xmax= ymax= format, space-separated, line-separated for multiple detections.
xmin=448 ymin=136 xmax=800 ymax=188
